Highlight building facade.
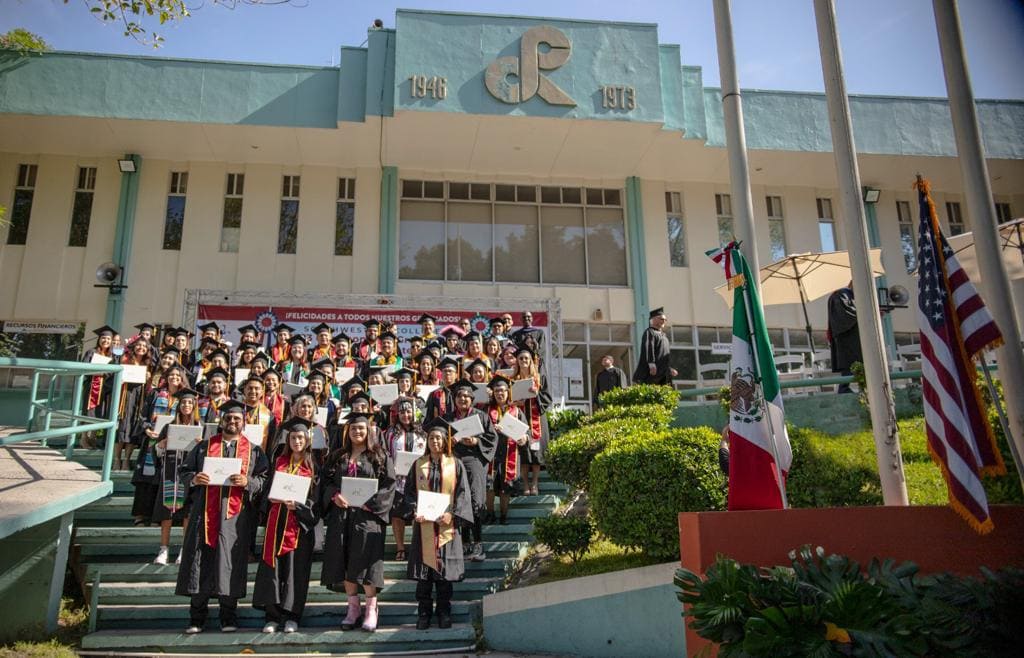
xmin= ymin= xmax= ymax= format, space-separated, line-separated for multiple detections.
xmin=1 ymin=9 xmax=1023 ymax=405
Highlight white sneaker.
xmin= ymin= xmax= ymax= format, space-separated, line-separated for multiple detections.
xmin=471 ymin=544 xmax=487 ymax=562
xmin=154 ymin=546 xmax=169 ymax=565
xmin=262 ymin=622 xmax=278 ymax=633
xmin=221 ymin=624 xmax=237 ymax=633
xmin=284 ymin=621 xmax=298 ymax=633
xmin=175 ymin=549 xmax=183 ymax=565
xmin=184 ymin=625 xmax=202 ymax=634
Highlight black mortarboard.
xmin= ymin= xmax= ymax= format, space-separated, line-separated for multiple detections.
xmin=92 ymin=325 xmax=117 ymax=337
xmin=250 ymin=351 xmax=270 ymax=364
xmin=438 ymin=356 xmax=461 ymax=371
xmin=379 ymin=330 xmax=398 ymax=341
xmin=197 ymin=321 xmax=220 ymax=333
xmin=134 ymin=322 xmax=155 ymax=331
xmin=466 ymin=358 xmax=489 ymax=373
xmin=205 ymin=367 xmax=230 ymax=381
xmin=489 ymin=316 xmax=505 ymax=326
xmin=464 ymin=331 xmax=483 ymax=342
xmin=174 ymin=387 xmax=199 ymax=399
xmin=262 ymin=368 xmax=282 ymax=380
xmin=310 ymin=357 xmax=334 ymax=371
xmin=514 ymin=345 xmax=535 ymax=359
xmin=272 ymin=323 xmax=295 ymax=334
xmin=306 ymin=370 xmax=327 ymax=383
xmin=279 ymin=417 xmax=312 ymax=434
xmin=345 ymin=412 xmax=372 ymax=424
xmin=242 ymin=375 xmax=265 ymax=388
xmin=649 ymin=306 xmax=665 ymax=319
xmin=368 ymin=363 xmax=392 ymax=377
xmin=489 ymin=373 xmax=512 ymax=388
xmin=408 ymin=335 xmax=424 ymax=344
xmin=288 ymin=335 xmax=308 ymax=346
xmin=348 ymin=391 xmax=372 ymax=406
xmin=161 ymin=346 xmax=181 ymax=357
xmin=200 ymin=336 xmax=221 ymax=348
xmin=237 ymin=324 xmax=258 ymax=335
xmin=392 ymin=367 xmax=417 ymax=380
xmin=331 ymin=332 xmax=351 ymax=345
xmin=218 ymin=399 xmax=245 ymax=415
xmin=237 ymin=340 xmax=261 ymax=351
xmin=208 ymin=348 xmax=230 ymax=362
xmin=450 ymin=378 xmax=476 ymax=393
xmin=172 ymin=327 xmax=190 ymax=337
xmin=417 ymin=313 xmax=437 ymax=324
xmin=342 ymin=375 xmax=366 ymax=391
xmin=415 ymin=351 xmax=436 ymax=363
xmin=312 ymin=322 xmax=332 ymax=335
xmin=423 ymin=417 xmax=454 ymax=434
xmin=361 ymin=319 xmax=381 ymax=329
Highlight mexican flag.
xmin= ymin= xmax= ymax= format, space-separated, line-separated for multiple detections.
xmin=707 ymin=242 xmax=792 ymax=510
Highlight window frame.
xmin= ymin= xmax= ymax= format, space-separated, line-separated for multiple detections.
xmin=218 ymin=172 xmax=245 ymax=253
xmin=277 ymin=174 xmax=301 ymax=255
xmin=666 ymin=190 xmax=687 ymax=267
xmin=334 ymin=177 xmax=356 ymax=256
xmin=945 ymin=201 xmax=965 ymax=236
xmin=766 ymin=195 xmax=787 ymax=261
xmin=68 ymin=165 xmax=97 ymax=247
xmin=896 ymin=199 xmax=917 ymax=272
xmin=816 ymin=197 xmax=837 ymax=252
xmin=161 ymin=170 xmax=189 ymax=251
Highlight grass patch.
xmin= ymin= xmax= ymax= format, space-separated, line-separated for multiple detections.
xmin=533 ymin=536 xmax=662 ymax=585
xmin=1 ymin=593 xmax=88 ymax=658
xmin=0 ymin=639 xmax=77 ymax=658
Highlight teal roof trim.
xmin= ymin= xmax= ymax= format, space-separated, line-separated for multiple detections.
xmin=681 ymin=65 xmax=707 ymax=141
xmin=659 ymin=45 xmax=684 ymax=132
xmin=338 ymin=47 xmax=368 ymax=123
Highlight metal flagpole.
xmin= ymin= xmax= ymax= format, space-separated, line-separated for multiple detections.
xmin=979 ymin=355 xmax=1024 ymax=489
xmin=790 ymin=259 xmax=816 ymax=351
xmin=932 ymin=0 xmax=1024 ymax=467
xmin=713 ymin=0 xmax=762 ymax=292
xmin=813 ymin=0 xmax=908 ymax=505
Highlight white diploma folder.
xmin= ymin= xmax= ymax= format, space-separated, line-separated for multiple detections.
xmin=315 ymin=407 xmax=329 ymax=427
xmin=165 ymin=424 xmax=202 ymax=452
xmin=417 ymin=490 xmax=451 ymax=522
xmin=234 ymin=368 xmax=250 ymax=386
xmin=243 ymin=424 xmax=265 ymax=447
xmin=202 ymin=456 xmax=242 ymax=486
xmin=282 ymin=382 xmax=304 ymax=398
xmin=472 ymin=383 xmax=490 ymax=405
xmin=341 ymin=477 xmax=379 ymax=507
xmin=495 ymin=412 xmax=529 ymax=441
xmin=370 ymin=384 xmax=399 ymax=406
xmin=511 ymin=379 xmax=536 ymax=402
xmin=335 ymin=367 xmax=355 ymax=384
xmin=311 ymin=425 xmax=328 ymax=450
xmin=417 ymin=385 xmax=438 ymax=401
xmin=121 ymin=365 xmax=148 ymax=384
xmin=394 ymin=450 xmax=420 ymax=477
xmin=152 ymin=414 xmax=174 ymax=436
xmin=451 ymin=414 xmax=484 ymax=440
xmin=203 ymin=422 xmax=220 ymax=440
xmin=268 ymin=472 xmax=312 ymax=503
xmin=90 ymin=353 xmax=111 ymax=365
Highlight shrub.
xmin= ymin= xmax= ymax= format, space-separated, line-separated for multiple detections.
xmin=598 ymin=384 xmax=678 ymax=411
xmin=547 ymin=407 xmax=585 ymax=439
xmin=532 ymin=515 xmax=594 ymax=564
xmin=546 ymin=417 xmax=661 ymax=491
xmin=590 ymin=427 xmax=726 ymax=559
xmin=785 ymin=426 xmax=883 ymax=508
xmin=580 ymin=403 xmax=673 ymax=429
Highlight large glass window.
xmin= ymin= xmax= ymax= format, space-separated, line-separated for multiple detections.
xmin=994 ymin=201 xmax=1012 ymax=223
xmin=715 ymin=193 xmax=733 ymax=246
xmin=68 ymin=166 xmax=96 ymax=247
xmin=219 ymin=173 xmax=244 ymax=253
xmin=7 ymin=164 xmax=37 ymax=246
xmin=766 ymin=195 xmax=786 ymax=261
xmin=335 ymin=177 xmax=356 ymax=256
xmin=666 ymin=191 xmax=686 ymax=267
xmin=946 ymin=201 xmax=965 ymax=236
xmin=816 ymin=197 xmax=836 ymax=252
xmin=277 ymin=175 xmax=300 ymax=254
xmin=162 ymin=171 xmax=188 ymax=250
xmin=398 ymin=182 xmax=626 ymax=286
xmin=896 ymin=200 xmax=916 ymax=272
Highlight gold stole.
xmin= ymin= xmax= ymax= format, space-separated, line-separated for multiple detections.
xmin=416 ymin=454 xmax=456 ymax=572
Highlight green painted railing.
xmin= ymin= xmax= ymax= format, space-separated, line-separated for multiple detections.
xmin=678 ymin=369 xmax=923 ymax=400
xmin=0 ymin=358 xmax=123 ymax=482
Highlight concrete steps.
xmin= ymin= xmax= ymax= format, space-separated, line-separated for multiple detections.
xmin=68 ymin=447 xmax=567 ymax=654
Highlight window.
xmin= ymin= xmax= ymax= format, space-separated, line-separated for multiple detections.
xmin=398 ymin=181 xmax=626 ymax=286
xmin=335 ymin=177 xmax=356 ymax=256
xmin=995 ymin=201 xmax=1012 ymax=224
xmin=162 ymin=171 xmax=188 ymax=250
xmin=946 ymin=201 xmax=965 ymax=236
xmin=816 ymin=197 xmax=836 ymax=252
xmin=666 ymin=191 xmax=686 ymax=266
xmin=7 ymin=164 xmax=37 ymax=245
xmin=278 ymin=175 xmax=300 ymax=254
xmin=715 ymin=193 xmax=733 ymax=246
xmin=68 ymin=166 xmax=96 ymax=247
xmin=766 ymin=195 xmax=786 ymax=261
xmin=219 ymin=173 xmax=244 ymax=253
xmin=896 ymin=200 xmax=916 ymax=272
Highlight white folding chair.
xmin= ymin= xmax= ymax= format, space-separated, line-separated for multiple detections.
xmin=774 ymin=354 xmax=809 ymax=396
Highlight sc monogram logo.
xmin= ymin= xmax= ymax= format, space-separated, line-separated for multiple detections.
xmin=485 ymin=25 xmax=576 ymax=107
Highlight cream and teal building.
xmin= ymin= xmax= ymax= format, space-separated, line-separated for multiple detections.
xmin=1 ymin=9 xmax=1022 ymax=405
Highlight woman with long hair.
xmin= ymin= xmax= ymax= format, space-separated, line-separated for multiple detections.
xmin=483 ymin=335 xmax=502 ymax=372
xmin=415 ymin=352 xmax=440 ymax=387
xmin=115 ymin=338 xmax=151 ymax=470
xmin=270 ymin=394 xmax=327 ymax=462
xmin=484 ymin=375 xmax=528 ymax=524
xmin=131 ymin=365 xmax=188 ymax=526
xmin=382 ymin=397 xmax=426 ymax=561
xmin=254 ymin=417 xmax=320 ymax=634
xmin=509 ymin=346 xmax=552 ymax=496
xmin=320 ymin=413 xmax=396 ymax=632
xmin=392 ymin=368 xmax=425 ymax=425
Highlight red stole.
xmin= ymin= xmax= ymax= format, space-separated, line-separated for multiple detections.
xmin=265 ymin=393 xmax=287 ymax=424
xmin=271 ymin=344 xmax=290 ymax=364
xmin=262 ymin=455 xmax=312 ymax=567
xmin=311 ymin=345 xmax=333 ymax=362
xmin=430 ymin=386 xmax=448 ymax=417
xmin=488 ymin=404 xmax=520 ymax=482
xmin=203 ymin=434 xmax=252 ymax=548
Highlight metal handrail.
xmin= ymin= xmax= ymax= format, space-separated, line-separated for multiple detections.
xmin=0 ymin=358 xmax=123 ymax=482
xmin=678 ymin=369 xmax=923 ymax=399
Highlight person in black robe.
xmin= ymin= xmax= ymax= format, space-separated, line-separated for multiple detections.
xmin=176 ymin=400 xmax=269 ymax=633
xmin=510 ymin=310 xmax=545 ymax=356
xmin=594 ymin=354 xmax=628 ymax=405
xmin=827 ymin=283 xmax=861 ymax=394
xmin=632 ymin=307 xmax=676 ymax=385
xmin=403 ymin=417 xmax=473 ymax=630
xmin=114 ymin=338 xmax=152 ymax=470
xmin=81 ymin=325 xmax=117 ymax=449
xmin=253 ymin=417 xmax=320 ymax=633
xmin=442 ymin=378 xmax=497 ymax=562
xmin=320 ymin=413 xmax=396 ymax=632
xmin=424 ymin=356 xmax=460 ymax=422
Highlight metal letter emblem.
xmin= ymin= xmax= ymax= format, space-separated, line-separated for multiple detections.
xmin=485 ymin=25 xmax=576 ymax=106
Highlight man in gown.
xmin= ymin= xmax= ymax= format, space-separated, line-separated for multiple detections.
xmin=632 ymin=307 xmax=676 ymax=385
xmin=827 ymin=282 xmax=862 ymax=394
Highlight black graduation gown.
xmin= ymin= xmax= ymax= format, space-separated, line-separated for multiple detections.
xmin=320 ymin=450 xmax=396 ymax=590
xmin=403 ymin=457 xmax=473 ymax=582
xmin=519 ymin=375 xmax=551 ymax=466
xmin=511 ymin=326 xmax=545 ymax=355
xmin=82 ymin=349 xmax=114 ymax=419
xmin=175 ymin=437 xmax=269 ymax=599
xmin=131 ymin=420 xmax=195 ymax=523
xmin=424 ymin=386 xmax=454 ymax=422
xmin=594 ymin=366 xmax=628 ymax=401
xmin=116 ymin=378 xmax=148 ymax=445
xmin=252 ymin=465 xmax=319 ymax=617
xmin=445 ymin=408 xmax=498 ymax=513
xmin=827 ymin=287 xmax=862 ymax=372
xmin=632 ymin=326 xmax=672 ymax=384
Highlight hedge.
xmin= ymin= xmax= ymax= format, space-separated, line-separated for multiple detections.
xmin=580 ymin=403 xmax=673 ymax=428
xmin=589 ymin=427 xmax=726 ymax=559
xmin=546 ymin=417 xmax=663 ymax=491
xmin=597 ymin=384 xmax=678 ymax=411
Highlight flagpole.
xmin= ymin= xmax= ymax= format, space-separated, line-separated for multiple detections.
xmin=979 ymin=356 xmax=1024 ymax=490
xmin=932 ymin=0 xmax=1024 ymax=466
xmin=738 ymin=274 xmax=789 ymax=509
xmin=813 ymin=0 xmax=908 ymax=506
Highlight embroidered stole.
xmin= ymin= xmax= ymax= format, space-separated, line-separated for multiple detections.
xmin=203 ymin=434 xmax=252 ymax=548
xmin=488 ymin=404 xmax=520 ymax=483
xmin=416 ymin=455 xmax=457 ymax=572
xmin=262 ymin=456 xmax=311 ymax=567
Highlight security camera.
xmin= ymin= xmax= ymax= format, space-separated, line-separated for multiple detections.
xmin=95 ymin=262 xmax=122 ymax=284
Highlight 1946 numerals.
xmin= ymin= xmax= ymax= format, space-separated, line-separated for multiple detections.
xmin=409 ymin=75 xmax=447 ymax=99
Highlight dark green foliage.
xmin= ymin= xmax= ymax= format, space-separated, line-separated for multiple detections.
xmin=547 ymin=407 xmax=585 ymax=439
xmin=546 ymin=418 xmax=660 ymax=490
xmin=786 ymin=426 xmax=884 ymax=508
xmin=597 ymin=383 xmax=678 ymax=411
xmin=532 ymin=515 xmax=594 ymax=564
xmin=590 ymin=427 xmax=726 ymax=559
xmin=580 ymin=403 xmax=673 ymax=428
xmin=675 ymin=545 xmax=1024 ymax=657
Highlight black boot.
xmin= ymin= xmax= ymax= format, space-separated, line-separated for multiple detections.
xmin=416 ymin=613 xmax=431 ymax=630
xmin=437 ymin=611 xmax=452 ymax=629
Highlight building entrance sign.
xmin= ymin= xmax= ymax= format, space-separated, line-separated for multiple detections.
xmin=485 ymin=25 xmax=576 ymax=106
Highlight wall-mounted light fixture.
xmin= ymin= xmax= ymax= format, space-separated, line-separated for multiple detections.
xmin=117 ymin=159 xmax=136 ymax=174
xmin=863 ymin=187 xmax=881 ymax=203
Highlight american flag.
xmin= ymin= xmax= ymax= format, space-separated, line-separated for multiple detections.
xmin=915 ymin=178 xmax=1006 ymax=534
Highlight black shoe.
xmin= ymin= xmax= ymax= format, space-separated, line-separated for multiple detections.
xmin=499 ymin=515 xmax=508 ymax=525
xmin=416 ymin=614 xmax=431 ymax=630
xmin=437 ymin=612 xmax=452 ymax=629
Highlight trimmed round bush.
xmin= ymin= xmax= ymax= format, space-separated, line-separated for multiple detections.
xmin=547 ymin=407 xmax=585 ymax=439
xmin=589 ymin=427 xmax=726 ymax=559
xmin=546 ymin=417 xmax=661 ymax=491
xmin=580 ymin=403 xmax=673 ymax=429
xmin=597 ymin=384 xmax=678 ymax=411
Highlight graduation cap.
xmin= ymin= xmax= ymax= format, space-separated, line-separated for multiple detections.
xmin=92 ymin=325 xmax=117 ymax=337
xmin=331 ymin=332 xmax=351 ymax=345
xmin=241 ymin=375 xmax=265 ymax=388
xmin=423 ymin=416 xmax=455 ymax=435
xmin=287 ymin=335 xmax=308 ymax=346
xmin=378 ymin=330 xmax=398 ymax=342
xmin=489 ymin=316 xmax=505 ymax=326
xmin=438 ymin=356 xmax=461 ymax=371
xmin=407 ymin=335 xmax=425 ymax=344
xmin=341 ymin=375 xmax=366 ymax=392
xmin=237 ymin=324 xmax=259 ymax=335
xmin=205 ymin=367 xmax=230 ymax=381
xmin=200 ymin=336 xmax=221 ymax=348
xmin=348 ymin=391 xmax=372 ymax=406
xmin=440 ymin=326 xmax=464 ymax=338
xmin=207 ymin=348 xmax=230 ymax=363
xmin=310 ymin=357 xmax=334 ymax=371
xmin=450 ymin=378 xmax=476 ymax=393
xmin=489 ymin=373 xmax=512 ymax=388
xmin=514 ymin=345 xmax=536 ymax=359
xmin=312 ymin=322 xmax=332 ymax=335
xmin=465 ymin=358 xmax=489 ymax=373
xmin=237 ymin=340 xmax=261 ymax=351
xmin=172 ymin=326 xmax=191 ymax=338
xmin=416 ymin=313 xmax=437 ymax=324
xmin=160 ymin=346 xmax=182 ymax=358
xmin=279 ymin=416 xmax=313 ymax=434
xmin=392 ymin=367 xmax=417 ymax=380
xmin=272 ymin=323 xmax=295 ymax=334
xmin=361 ymin=319 xmax=381 ymax=329
xmin=262 ymin=368 xmax=282 ymax=380
xmin=415 ymin=351 xmax=437 ymax=363
xmin=345 ymin=412 xmax=372 ymax=425
xmin=218 ymin=399 xmax=245 ymax=416
xmin=649 ymin=306 xmax=665 ymax=319
xmin=174 ymin=387 xmax=199 ymax=400
xmin=250 ymin=351 xmax=271 ymax=364
xmin=306 ymin=370 xmax=328 ymax=383
xmin=463 ymin=331 xmax=483 ymax=343
xmin=368 ymin=363 xmax=392 ymax=378
xmin=134 ymin=322 xmax=155 ymax=332
xmin=197 ymin=322 xmax=220 ymax=334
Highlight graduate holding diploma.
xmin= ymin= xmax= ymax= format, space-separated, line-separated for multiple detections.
xmin=382 ymin=396 xmax=427 ymax=561
xmin=176 ymin=400 xmax=269 ymax=634
xmin=403 ymin=417 xmax=473 ymax=630
xmin=510 ymin=346 xmax=551 ymax=496
xmin=485 ymin=375 xmax=529 ymax=525
xmin=320 ymin=413 xmax=396 ymax=632
xmin=253 ymin=417 xmax=319 ymax=634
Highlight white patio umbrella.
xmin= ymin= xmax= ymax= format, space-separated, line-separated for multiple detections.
xmin=943 ymin=217 xmax=1024 ymax=283
xmin=714 ymin=249 xmax=886 ymax=351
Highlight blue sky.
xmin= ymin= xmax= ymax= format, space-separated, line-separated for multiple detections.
xmin=3 ymin=0 xmax=1023 ymax=98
